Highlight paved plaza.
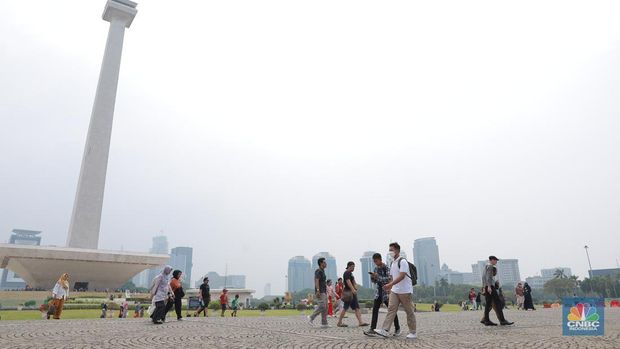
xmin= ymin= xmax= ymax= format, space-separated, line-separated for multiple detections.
xmin=0 ymin=309 xmax=618 ymax=348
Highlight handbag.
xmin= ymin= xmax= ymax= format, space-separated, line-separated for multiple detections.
xmin=341 ymin=290 xmax=353 ymax=303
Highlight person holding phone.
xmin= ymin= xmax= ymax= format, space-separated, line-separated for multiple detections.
xmin=364 ymin=253 xmax=400 ymax=336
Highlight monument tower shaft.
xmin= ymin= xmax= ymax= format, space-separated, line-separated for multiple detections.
xmin=66 ymin=0 xmax=137 ymax=249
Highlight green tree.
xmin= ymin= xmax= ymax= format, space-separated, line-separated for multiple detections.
xmin=544 ymin=277 xmax=576 ymax=298
xmin=553 ymin=269 xmax=567 ymax=279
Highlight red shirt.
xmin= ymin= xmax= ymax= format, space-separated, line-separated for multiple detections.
xmin=220 ymin=293 xmax=228 ymax=304
xmin=335 ymin=283 xmax=344 ymax=298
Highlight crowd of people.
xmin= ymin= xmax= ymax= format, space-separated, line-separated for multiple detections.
xmin=44 ymin=244 xmax=518 ymax=340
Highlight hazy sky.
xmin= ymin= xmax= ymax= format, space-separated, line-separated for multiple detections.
xmin=1 ymin=1 xmax=619 ymax=296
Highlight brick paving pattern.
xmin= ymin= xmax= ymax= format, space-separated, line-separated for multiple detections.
xmin=0 ymin=308 xmax=618 ymax=348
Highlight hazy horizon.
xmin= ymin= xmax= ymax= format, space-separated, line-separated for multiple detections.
xmin=2 ymin=1 xmax=620 ymax=297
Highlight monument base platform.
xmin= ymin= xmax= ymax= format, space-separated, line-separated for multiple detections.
xmin=0 ymin=244 xmax=169 ymax=291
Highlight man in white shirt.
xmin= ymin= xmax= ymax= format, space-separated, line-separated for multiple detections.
xmin=374 ymin=242 xmax=417 ymax=339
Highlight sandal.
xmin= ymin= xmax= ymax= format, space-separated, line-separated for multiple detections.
xmin=359 ymin=323 xmax=369 ymax=327
xmin=337 ymin=323 xmax=348 ymax=327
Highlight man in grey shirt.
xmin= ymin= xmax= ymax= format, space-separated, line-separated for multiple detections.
xmin=481 ymin=256 xmax=513 ymax=326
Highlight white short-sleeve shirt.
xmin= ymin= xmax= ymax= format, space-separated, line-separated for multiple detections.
xmin=390 ymin=257 xmax=413 ymax=294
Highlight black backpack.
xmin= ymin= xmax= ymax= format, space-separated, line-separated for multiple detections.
xmin=395 ymin=257 xmax=418 ymax=286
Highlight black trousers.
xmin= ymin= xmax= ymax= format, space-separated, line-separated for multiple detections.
xmin=370 ymin=298 xmax=400 ymax=331
xmin=151 ymin=300 xmax=167 ymax=322
xmin=483 ymin=287 xmax=506 ymax=322
xmin=165 ymin=292 xmax=183 ymax=319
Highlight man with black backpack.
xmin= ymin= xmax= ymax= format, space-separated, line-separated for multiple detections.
xmin=374 ymin=242 xmax=417 ymax=340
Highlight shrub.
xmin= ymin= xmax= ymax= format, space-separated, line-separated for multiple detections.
xmin=257 ymin=303 xmax=270 ymax=311
xmin=24 ymin=300 xmax=37 ymax=307
xmin=208 ymin=301 xmax=221 ymax=311
xmin=296 ymin=303 xmax=307 ymax=311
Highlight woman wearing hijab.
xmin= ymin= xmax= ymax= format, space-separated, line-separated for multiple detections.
xmin=523 ymin=282 xmax=536 ymax=310
xmin=150 ymin=266 xmax=173 ymax=324
xmin=165 ymin=270 xmax=185 ymax=321
xmin=51 ymin=273 xmax=70 ymax=319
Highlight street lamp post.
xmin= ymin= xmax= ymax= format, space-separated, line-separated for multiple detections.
xmin=584 ymin=245 xmax=594 ymax=294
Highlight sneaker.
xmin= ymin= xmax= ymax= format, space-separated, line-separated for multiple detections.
xmin=392 ymin=329 xmax=401 ymax=337
xmin=321 ymin=324 xmax=331 ymax=328
xmin=154 ymin=320 xmax=163 ymax=324
xmin=363 ymin=330 xmax=376 ymax=337
xmin=374 ymin=329 xmax=389 ymax=338
xmin=406 ymin=332 xmax=417 ymax=339
xmin=307 ymin=316 xmax=315 ymax=326
xmin=177 ymin=318 xmax=183 ymax=321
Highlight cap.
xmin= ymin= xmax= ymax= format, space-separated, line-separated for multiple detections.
xmin=489 ymin=255 xmax=499 ymax=261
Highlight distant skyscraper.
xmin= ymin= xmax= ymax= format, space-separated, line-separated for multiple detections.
xmin=1 ymin=229 xmax=42 ymax=289
xmin=438 ymin=263 xmax=465 ymax=285
xmin=312 ymin=252 xmax=337 ymax=283
xmin=147 ymin=235 xmax=170 ymax=283
xmin=264 ymin=283 xmax=272 ymax=296
xmin=413 ymin=237 xmax=441 ymax=286
xmin=195 ymin=271 xmax=246 ymax=289
xmin=496 ymin=259 xmax=521 ymax=287
xmin=132 ymin=269 xmax=150 ymax=289
xmin=471 ymin=259 xmax=521 ymax=287
xmin=170 ymin=246 xmax=193 ymax=286
xmin=360 ymin=251 xmax=378 ymax=288
xmin=288 ymin=256 xmax=313 ymax=292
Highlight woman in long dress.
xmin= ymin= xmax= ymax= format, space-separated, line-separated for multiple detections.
xmin=523 ymin=282 xmax=536 ymax=310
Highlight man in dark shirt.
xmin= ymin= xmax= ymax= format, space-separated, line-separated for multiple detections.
xmin=364 ymin=253 xmax=400 ymax=336
xmin=194 ymin=277 xmax=211 ymax=317
xmin=481 ymin=256 xmax=513 ymax=326
xmin=336 ymin=261 xmax=369 ymax=327
xmin=308 ymin=257 xmax=329 ymax=327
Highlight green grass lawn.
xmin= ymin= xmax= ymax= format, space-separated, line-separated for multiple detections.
xmin=0 ymin=303 xmax=463 ymax=321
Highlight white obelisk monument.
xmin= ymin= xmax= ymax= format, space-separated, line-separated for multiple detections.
xmin=67 ymin=0 xmax=138 ymax=249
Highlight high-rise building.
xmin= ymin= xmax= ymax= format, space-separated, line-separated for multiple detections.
xmin=496 ymin=259 xmax=521 ymax=287
xmin=1 ymin=229 xmax=42 ymax=289
xmin=170 ymin=246 xmax=193 ymax=286
xmin=312 ymin=252 xmax=337 ymax=283
xmin=288 ymin=256 xmax=313 ymax=292
xmin=360 ymin=251 xmax=378 ymax=288
xmin=413 ymin=237 xmax=441 ymax=286
xmin=264 ymin=283 xmax=272 ymax=296
xmin=195 ymin=271 xmax=246 ymax=289
xmin=147 ymin=236 xmax=170 ymax=283
xmin=472 ymin=259 xmax=521 ymax=288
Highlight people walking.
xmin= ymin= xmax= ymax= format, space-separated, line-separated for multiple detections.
xmin=51 ymin=273 xmax=70 ymax=319
xmin=336 ymin=262 xmax=369 ymax=328
xmin=515 ymin=283 xmax=525 ymax=310
xmin=308 ymin=257 xmax=329 ymax=328
xmin=374 ymin=243 xmax=417 ymax=339
xmin=364 ymin=253 xmax=400 ymax=337
xmin=476 ymin=289 xmax=482 ymax=310
xmin=469 ymin=288 xmax=477 ymax=310
xmin=481 ymin=256 xmax=513 ymax=326
xmin=231 ymin=295 xmax=240 ymax=317
xmin=150 ymin=266 xmax=172 ymax=324
xmin=334 ymin=278 xmax=344 ymax=316
xmin=326 ymin=279 xmax=337 ymax=317
xmin=523 ymin=282 xmax=536 ymax=310
xmin=165 ymin=270 xmax=185 ymax=321
xmin=194 ymin=277 xmax=211 ymax=317
xmin=220 ymin=289 xmax=229 ymax=317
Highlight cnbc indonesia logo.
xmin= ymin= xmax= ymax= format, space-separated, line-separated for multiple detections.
xmin=566 ymin=303 xmax=600 ymax=332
